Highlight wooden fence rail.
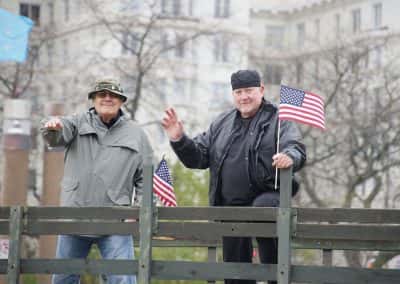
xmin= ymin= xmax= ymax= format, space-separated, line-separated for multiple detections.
xmin=1 ymin=168 xmax=400 ymax=283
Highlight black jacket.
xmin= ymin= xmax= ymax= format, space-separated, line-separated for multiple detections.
xmin=171 ymin=100 xmax=306 ymax=206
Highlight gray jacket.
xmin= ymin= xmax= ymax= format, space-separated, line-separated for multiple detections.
xmin=171 ymin=100 xmax=306 ymax=206
xmin=41 ymin=108 xmax=152 ymax=207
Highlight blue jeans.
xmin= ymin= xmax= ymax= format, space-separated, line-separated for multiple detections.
xmin=52 ymin=235 xmax=136 ymax=284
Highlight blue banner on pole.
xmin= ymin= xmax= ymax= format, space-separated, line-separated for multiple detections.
xmin=0 ymin=8 xmax=34 ymax=63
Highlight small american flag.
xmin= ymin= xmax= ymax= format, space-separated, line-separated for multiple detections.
xmin=279 ymin=85 xmax=325 ymax=130
xmin=153 ymin=159 xmax=177 ymax=207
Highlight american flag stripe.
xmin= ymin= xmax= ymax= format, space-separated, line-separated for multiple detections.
xmin=153 ymin=188 xmax=176 ymax=206
xmin=152 ymin=158 xmax=177 ymax=207
xmin=153 ymin=176 xmax=176 ymax=202
xmin=278 ymin=113 xmax=325 ymax=130
xmin=279 ymin=105 xmax=325 ymax=122
xmin=153 ymin=191 xmax=176 ymax=206
xmin=153 ymin=186 xmax=176 ymax=205
xmin=279 ymin=85 xmax=325 ymax=130
xmin=153 ymin=184 xmax=176 ymax=206
xmin=303 ymin=96 xmax=324 ymax=112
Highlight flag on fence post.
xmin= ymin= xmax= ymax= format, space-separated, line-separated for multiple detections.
xmin=153 ymin=159 xmax=177 ymax=207
xmin=279 ymin=85 xmax=325 ymax=130
xmin=0 ymin=8 xmax=34 ymax=62
xmin=274 ymin=85 xmax=325 ymax=189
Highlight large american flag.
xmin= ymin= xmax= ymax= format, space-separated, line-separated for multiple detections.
xmin=153 ymin=159 xmax=177 ymax=207
xmin=279 ymin=85 xmax=325 ymax=130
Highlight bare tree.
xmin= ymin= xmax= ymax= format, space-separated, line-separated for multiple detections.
xmin=82 ymin=0 xmax=221 ymax=122
xmin=251 ymin=32 xmax=400 ymax=267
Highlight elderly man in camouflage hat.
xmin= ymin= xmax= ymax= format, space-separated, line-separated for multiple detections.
xmin=41 ymin=79 xmax=152 ymax=284
xmin=162 ymin=70 xmax=306 ymax=284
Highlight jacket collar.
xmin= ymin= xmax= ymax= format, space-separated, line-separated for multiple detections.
xmin=79 ymin=108 xmax=125 ymax=135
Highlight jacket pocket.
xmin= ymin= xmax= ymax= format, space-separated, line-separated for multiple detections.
xmin=61 ymin=178 xmax=79 ymax=192
xmin=106 ymin=189 xmax=131 ymax=206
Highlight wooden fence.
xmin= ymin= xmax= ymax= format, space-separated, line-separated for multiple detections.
xmin=1 ymin=167 xmax=400 ymax=283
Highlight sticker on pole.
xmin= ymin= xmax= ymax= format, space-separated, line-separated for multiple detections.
xmin=0 ymin=239 xmax=9 ymax=258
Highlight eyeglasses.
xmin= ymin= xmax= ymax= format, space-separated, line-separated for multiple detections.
xmin=95 ymin=91 xmax=122 ymax=99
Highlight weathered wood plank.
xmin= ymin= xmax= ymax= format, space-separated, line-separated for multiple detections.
xmin=19 ymin=259 xmax=138 ymax=274
xmin=138 ymin=164 xmax=154 ymax=284
xmin=17 ymin=259 xmax=276 ymax=281
xmin=157 ymin=207 xmax=277 ymax=221
xmin=296 ymin=224 xmax=400 ymax=241
xmin=207 ymin=246 xmax=217 ymax=284
xmin=155 ymin=222 xmax=276 ymax=241
xmin=291 ymin=265 xmax=400 ymax=284
xmin=277 ymin=168 xmax=293 ymax=284
xmin=152 ymin=239 xmax=221 ymax=247
xmin=297 ymin=208 xmax=400 ymax=224
xmin=292 ymin=239 xmax=400 ymax=251
xmin=26 ymin=221 xmax=139 ymax=235
xmin=25 ymin=207 xmax=140 ymax=220
xmin=277 ymin=208 xmax=292 ymax=284
xmin=151 ymin=261 xmax=276 ymax=281
xmin=7 ymin=207 xmax=23 ymax=284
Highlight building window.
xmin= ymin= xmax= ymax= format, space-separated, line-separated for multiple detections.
xmin=161 ymin=0 xmax=181 ymax=17
xmin=314 ymin=58 xmax=319 ymax=84
xmin=265 ymin=26 xmax=284 ymax=49
xmin=29 ymin=45 xmax=40 ymax=65
xmin=314 ymin=18 xmax=320 ymax=43
xmin=214 ymin=0 xmax=230 ymax=18
xmin=64 ymin=0 xmax=70 ymax=22
xmin=264 ymin=64 xmax=282 ymax=85
xmin=120 ymin=0 xmax=140 ymax=11
xmin=373 ymin=87 xmax=382 ymax=111
xmin=160 ymin=32 xmax=170 ymax=58
xmin=296 ymin=22 xmax=305 ymax=48
xmin=121 ymin=76 xmax=137 ymax=98
xmin=175 ymin=35 xmax=186 ymax=58
xmin=212 ymin=82 xmax=231 ymax=108
xmin=372 ymin=46 xmax=382 ymax=68
xmin=19 ymin=3 xmax=40 ymax=26
xmin=174 ymin=78 xmax=191 ymax=103
xmin=352 ymin=8 xmax=361 ymax=33
xmin=158 ymin=78 xmax=167 ymax=103
xmin=62 ymin=81 xmax=68 ymax=97
xmin=62 ymin=39 xmax=69 ymax=65
xmin=214 ymin=36 xmax=229 ymax=63
xmin=48 ymin=2 xmax=54 ymax=25
xmin=296 ymin=61 xmax=304 ymax=85
xmin=121 ymin=32 xmax=140 ymax=55
xmin=47 ymin=83 xmax=53 ymax=100
xmin=335 ymin=13 xmax=341 ymax=37
xmin=373 ymin=3 xmax=382 ymax=28
xmin=188 ymin=0 xmax=194 ymax=16
xmin=187 ymin=38 xmax=196 ymax=62
xmin=351 ymin=52 xmax=361 ymax=73
xmin=47 ymin=41 xmax=54 ymax=68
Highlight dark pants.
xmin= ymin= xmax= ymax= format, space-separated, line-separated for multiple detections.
xmin=223 ymin=192 xmax=279 ymax=284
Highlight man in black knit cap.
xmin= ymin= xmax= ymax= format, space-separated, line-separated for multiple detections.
xmin=162 ymin=70 xmax=306 ymax=284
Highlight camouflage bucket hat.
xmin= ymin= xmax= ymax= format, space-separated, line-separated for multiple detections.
xmin=88 ymin=79 xmax=127 ymax=102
